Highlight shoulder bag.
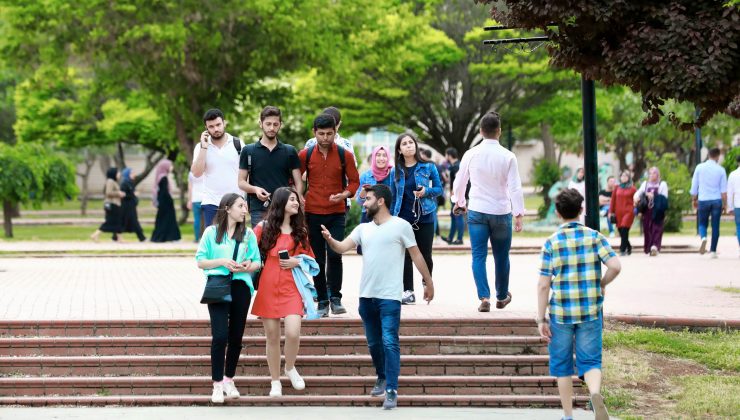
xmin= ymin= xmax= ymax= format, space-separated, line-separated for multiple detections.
xmin=200 ymin=238 xmax=241 ymax=304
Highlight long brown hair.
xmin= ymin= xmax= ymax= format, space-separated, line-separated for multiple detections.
xmin=213 ymin=193 xmax=247 ymax=244
xmin=258 ymin=187 xmax=310 ymax=255
xmin=394 ymin=133 xmax=427 ymax=182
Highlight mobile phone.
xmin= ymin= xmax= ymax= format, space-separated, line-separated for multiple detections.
xmin=278 ymin=250 xmax=290 ymax=260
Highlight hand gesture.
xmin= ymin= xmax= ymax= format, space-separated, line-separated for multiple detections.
xmin=256 ymin=188 xmax=270 ymax=202
xmin=329 ymin=192 xmax=346 ymax=203
xmin=200 ymin=131 xmax=209 ymax=148
xmin=320 ymin=224 xmax=333 ymax=241
xmin=279 ymin=256 xmax=300 ymax=270
xmin=223 ymin=259 xmax=240 ymax=272
xmin=423 ymin=280 xmax=434 ymax=304
xmin=537 ymin=321 xmax=552 ymax=343
xmin=242 ymin=261 xmax=260 ymax=273
xmin=514 ymin=215 xmax=524 ymax=232
xmin=413 ymin=186 xmax=426 ymax=198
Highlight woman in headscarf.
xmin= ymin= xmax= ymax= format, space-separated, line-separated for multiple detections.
xmin=608 ymin=170 xmax=637 ymax=256
xmin=151 ymin=159 xmax=181 ymax=242
xmin=634 ymin=167 xmax=669 ymax=256
xmin=355 ymin=146 xmax=393 ymax=223
xmin=119 ymin=168 xmax=146 ymax=242
xmin=91 ymin=168 xmax=126 ymax=242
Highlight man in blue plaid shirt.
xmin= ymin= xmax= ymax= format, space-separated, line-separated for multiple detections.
xmin=537 ymin=188 xmax=622 ymax=420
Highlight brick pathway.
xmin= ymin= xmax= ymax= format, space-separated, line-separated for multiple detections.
xmin=0 ymin=237 xmax=737 ymax=320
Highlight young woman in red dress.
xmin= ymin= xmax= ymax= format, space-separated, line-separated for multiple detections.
xmin=251 ymin=187 xmax=314 ymax=397
xmin=608 ymin=170 xmax=637 ymax=256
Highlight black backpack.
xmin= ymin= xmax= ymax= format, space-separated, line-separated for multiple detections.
xmin=233 ymin=137 xmax=242 ymax=154
xmin=305 ymin=143 xmax=347 ymax=191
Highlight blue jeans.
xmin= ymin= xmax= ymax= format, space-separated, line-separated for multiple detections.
xmin=192 ymin=202 xmax=202 ymax=242
xmin=698 ymin=199 xmax=723 ymax=252
xmin=448 ymin=208 xmax=465 ymax=241
xmin=468 ymin=210 xmax=512 ymax=301
xmin=734 ymin=208 xmax=740 ymax=247
xmin=249 ymin=207 xmax=266 ymax=228
xmin=358 ymin=298 xmax=401 ymax=391
xmin=548 ymin=312 xmax=603 ymax=377
xmin=600 ymin=205 xmax=614 ymax=234
xmin=202 ymin=204 xmax=218 ymax=229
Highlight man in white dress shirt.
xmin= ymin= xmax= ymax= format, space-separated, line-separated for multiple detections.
xmin=726 ymin=154 xmax=740 ymax=258
xmin=452 ymin=111 xmax=525 ymax=312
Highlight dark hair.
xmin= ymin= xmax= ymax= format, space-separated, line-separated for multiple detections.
xmin=445 ymin=147 xmax=458 ymax=159
xmin=420 ymin=148 xmax=432 ymax=159
xmin=313 ymin=113 xmax=336 ymax=130
xmin=607 ymin=175 xmax=615 ymax=181
xmin=708 ymin=148 xmax=721 ymax=158
xmin=322 ymin=106 xmax=341 ymax=125
xmin=394 ymin=133 xmax=426 ymax=181
xmin=203 ymin=108 xmax=225 ymax=124
xmin=480 ymin=111 xmax=501 ymax=137
xmin=106 ymin=167 xmax=118 ymax=180
xmin=258 ymin=187 xmax=310 ymax=256
xmin=213 ymin=193 xmax=247 ymax=244
xmin=365 ymin=184 xmax=392 ymax=209
xmin=260 ymin=106 xmax=282 ymax=122
xmin=736 ymin=154 xmax=740 ymax=164
xmin=555 ymin=188 xmax=584 ymax=220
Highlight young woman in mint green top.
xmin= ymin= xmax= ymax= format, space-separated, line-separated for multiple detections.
xmin=195 ymin=193 xmax=260 ymax=404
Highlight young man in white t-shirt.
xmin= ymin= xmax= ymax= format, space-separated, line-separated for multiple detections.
xmin=321 ymin=184 xmax=434 ymax=410
xmin=190 ymin=108 xmax=243 ymax=227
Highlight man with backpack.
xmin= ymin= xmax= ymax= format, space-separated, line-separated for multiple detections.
xmin=299 ymin=114 xmax=360 ymax=317
xmin=191 ymin=108 xmax=244 ymax=227
xmin=238 ymin=106 xmax=303 ymax=227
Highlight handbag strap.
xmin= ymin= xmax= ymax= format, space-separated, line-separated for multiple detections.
xmin=231 ymin=238 xmax=241 ymax=262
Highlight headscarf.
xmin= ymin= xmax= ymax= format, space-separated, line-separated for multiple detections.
xmin=152 ymin=159 xmax=173 ymax=207
xmin=121 ymin=168 xmax=132 ymax=182
xmin=646 ymin=166 xmax=661 ymax=188
xmin=573 ymin=167 xmax=585 ymax=183
xmin=106 ymin=167 xmax=118 ymax=181
xmin=371 ymin=146 xmax=392 ymax=182
xmin=619 ymin=171 xmax=633 ymax=189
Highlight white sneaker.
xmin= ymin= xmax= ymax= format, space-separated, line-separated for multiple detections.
xmin=699 ymin=237 xmax=707 ymax=254
xmin=211 ymin=383 xmax=225 ymax=404
xmin=269 ymin=380 xmax=282 ymax=397
xmin=285 ymin=367 xmax=305 ymax=390
xmin=650 ymin=245 xmax=658 ymax=256
xmin=710 ymin=252 xmax=718 ymax=259
xmin=401 ymin=290 xmax=416 ymax=305
xmin=222 ymin=380 xmax=240 ymax=398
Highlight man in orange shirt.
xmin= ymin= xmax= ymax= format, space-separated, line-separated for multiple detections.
xmin=299 ymin=114 xmax=360 ymax=317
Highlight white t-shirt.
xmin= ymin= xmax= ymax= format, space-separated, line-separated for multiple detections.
xmin=188 ymin=171 xmax=205 ymax=203
xmin=349 ymin=216 xmax=417 ymax=301
xmin=192 ymin=134 xmax=242 ymax=206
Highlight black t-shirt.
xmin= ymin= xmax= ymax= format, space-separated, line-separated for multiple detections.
xmin=239 ymin=139 xmax=300 ymax=210
xmin=599 ymin=189 xmax=612 ymax=198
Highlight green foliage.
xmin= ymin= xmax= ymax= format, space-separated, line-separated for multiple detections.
xmin=478 ymin=0 xmax=740 ymax=129
xmin=344 ymin=202 xmax=363 ymax=238
xmin=532 ymin=159 xmax=561 ymax=218
xmin=722 ymin=146 xmax=740 ymax=175
xmin=670 ymin=376 xmax=740 ymax=418
xmin=603 ymin=327 xmax=740 ymax=371
xmin=644 ymin=152 xmax=692 ymax=232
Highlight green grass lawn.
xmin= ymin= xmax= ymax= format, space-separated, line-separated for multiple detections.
xmin=2 ymin=224 xmax=196 ymax=242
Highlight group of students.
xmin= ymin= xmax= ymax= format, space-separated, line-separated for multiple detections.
xmin=91 ymin=161 xmax=181 ymax=243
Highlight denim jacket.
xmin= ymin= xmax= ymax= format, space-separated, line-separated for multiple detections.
xmin=355 ymin=169 xmax=393 ymax=212
xmin=390 ymin=161 xmax=442 ymax=216
xmin=292 ymin=254 xmax=320 ymax=320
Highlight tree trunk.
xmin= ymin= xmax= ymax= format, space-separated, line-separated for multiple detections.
xmin=541 ymin=123 xmax=557 ymax=163
xmin=78 ymin=151 xmax=96 ymax=216
xmin=3 ymin=200 xmax=14 ymax=238
xmin=116 ymin=142 xmax=127 ymax=169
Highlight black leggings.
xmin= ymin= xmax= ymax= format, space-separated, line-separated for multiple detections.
xmin=403 ymin=222 xmax=434 ymax=292
xmin=207 ymin=280 xmax=252 ymax=381
xmin=618 ymin=227 xmax=632 ymax=253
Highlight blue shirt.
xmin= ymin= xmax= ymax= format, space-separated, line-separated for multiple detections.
xmin=690 ymin=159 xmax=727 ymax=201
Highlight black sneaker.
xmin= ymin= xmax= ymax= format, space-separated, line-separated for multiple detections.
xmin=383 ymin=389 xmax=397 ymax=409
xmin=317 ymin=301 xmax=330 ymax=318
xmin=370 ymin=378 xmax=386 ymax=397
xmin=330 ymin=297 xmax=347 ymax=315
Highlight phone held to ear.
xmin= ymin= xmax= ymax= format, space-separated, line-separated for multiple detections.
xmin=278 ymin=250 xmax=290 ymax=260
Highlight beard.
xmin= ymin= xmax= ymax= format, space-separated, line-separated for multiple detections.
xmin=366 ymin=204 xmax=379 ymax=220
xmin=263 ymin=131 xmax=277 ymax=140
xmin=210 ymin=131 xmax=224 ymax=140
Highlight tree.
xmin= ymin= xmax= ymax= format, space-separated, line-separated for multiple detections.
xmin=0 ymin=142 xmax=77 ymax=237
xmin=476 ymin=0 xmax=740 ymax=129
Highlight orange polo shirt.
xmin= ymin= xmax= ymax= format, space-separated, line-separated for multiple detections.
xmin=299 ymin=143 xmax=360 ymax=215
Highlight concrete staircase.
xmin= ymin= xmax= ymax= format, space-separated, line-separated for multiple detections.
xmin=0 ymin=318 xmax=588 ymax=407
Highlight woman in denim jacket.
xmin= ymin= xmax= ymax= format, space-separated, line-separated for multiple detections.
xmin=389 ymin=133 xmax=442 ymax=305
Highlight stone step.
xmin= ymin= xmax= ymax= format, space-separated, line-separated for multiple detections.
xmin=0 ymin=375 xmax=583 ymax=397
xmin=0 ymin=394 xmax=590 ymax=407
xmin=0 ymin=354 xmax=550 ymax=377
xmin=0 ymin=335 xmax=547 ymax=357
xmin=0 ymin=319 xmax=539 ymax=338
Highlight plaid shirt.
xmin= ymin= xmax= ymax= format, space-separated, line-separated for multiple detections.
xmin=539 ymin=222 xmax=616 ymax=324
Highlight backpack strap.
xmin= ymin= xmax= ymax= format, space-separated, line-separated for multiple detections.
xmin=233 ymin=137 xmax=242 ymax=154
xmin=244 ymin=143 xmax=255 ymax=178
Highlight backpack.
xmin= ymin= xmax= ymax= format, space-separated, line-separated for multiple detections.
xmin=233 ymin=137 xmax=242 ymax=154
xmin=305 ymin=143 xmax=347 ymax=191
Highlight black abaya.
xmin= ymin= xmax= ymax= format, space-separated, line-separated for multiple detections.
xmin=150 ymin=177 xmax=181 ymax=242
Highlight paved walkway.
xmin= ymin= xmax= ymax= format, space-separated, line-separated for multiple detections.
xmin=0 ymin=407 xmax=599 ymax=420
xmin=0 ymin=236 xmax=737 ymax=320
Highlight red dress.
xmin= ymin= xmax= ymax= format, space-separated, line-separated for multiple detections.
xmin=250 ymin=226 xmax=314 ymax=319
xmin=609 ymin=185 xmax=637 ymax=228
